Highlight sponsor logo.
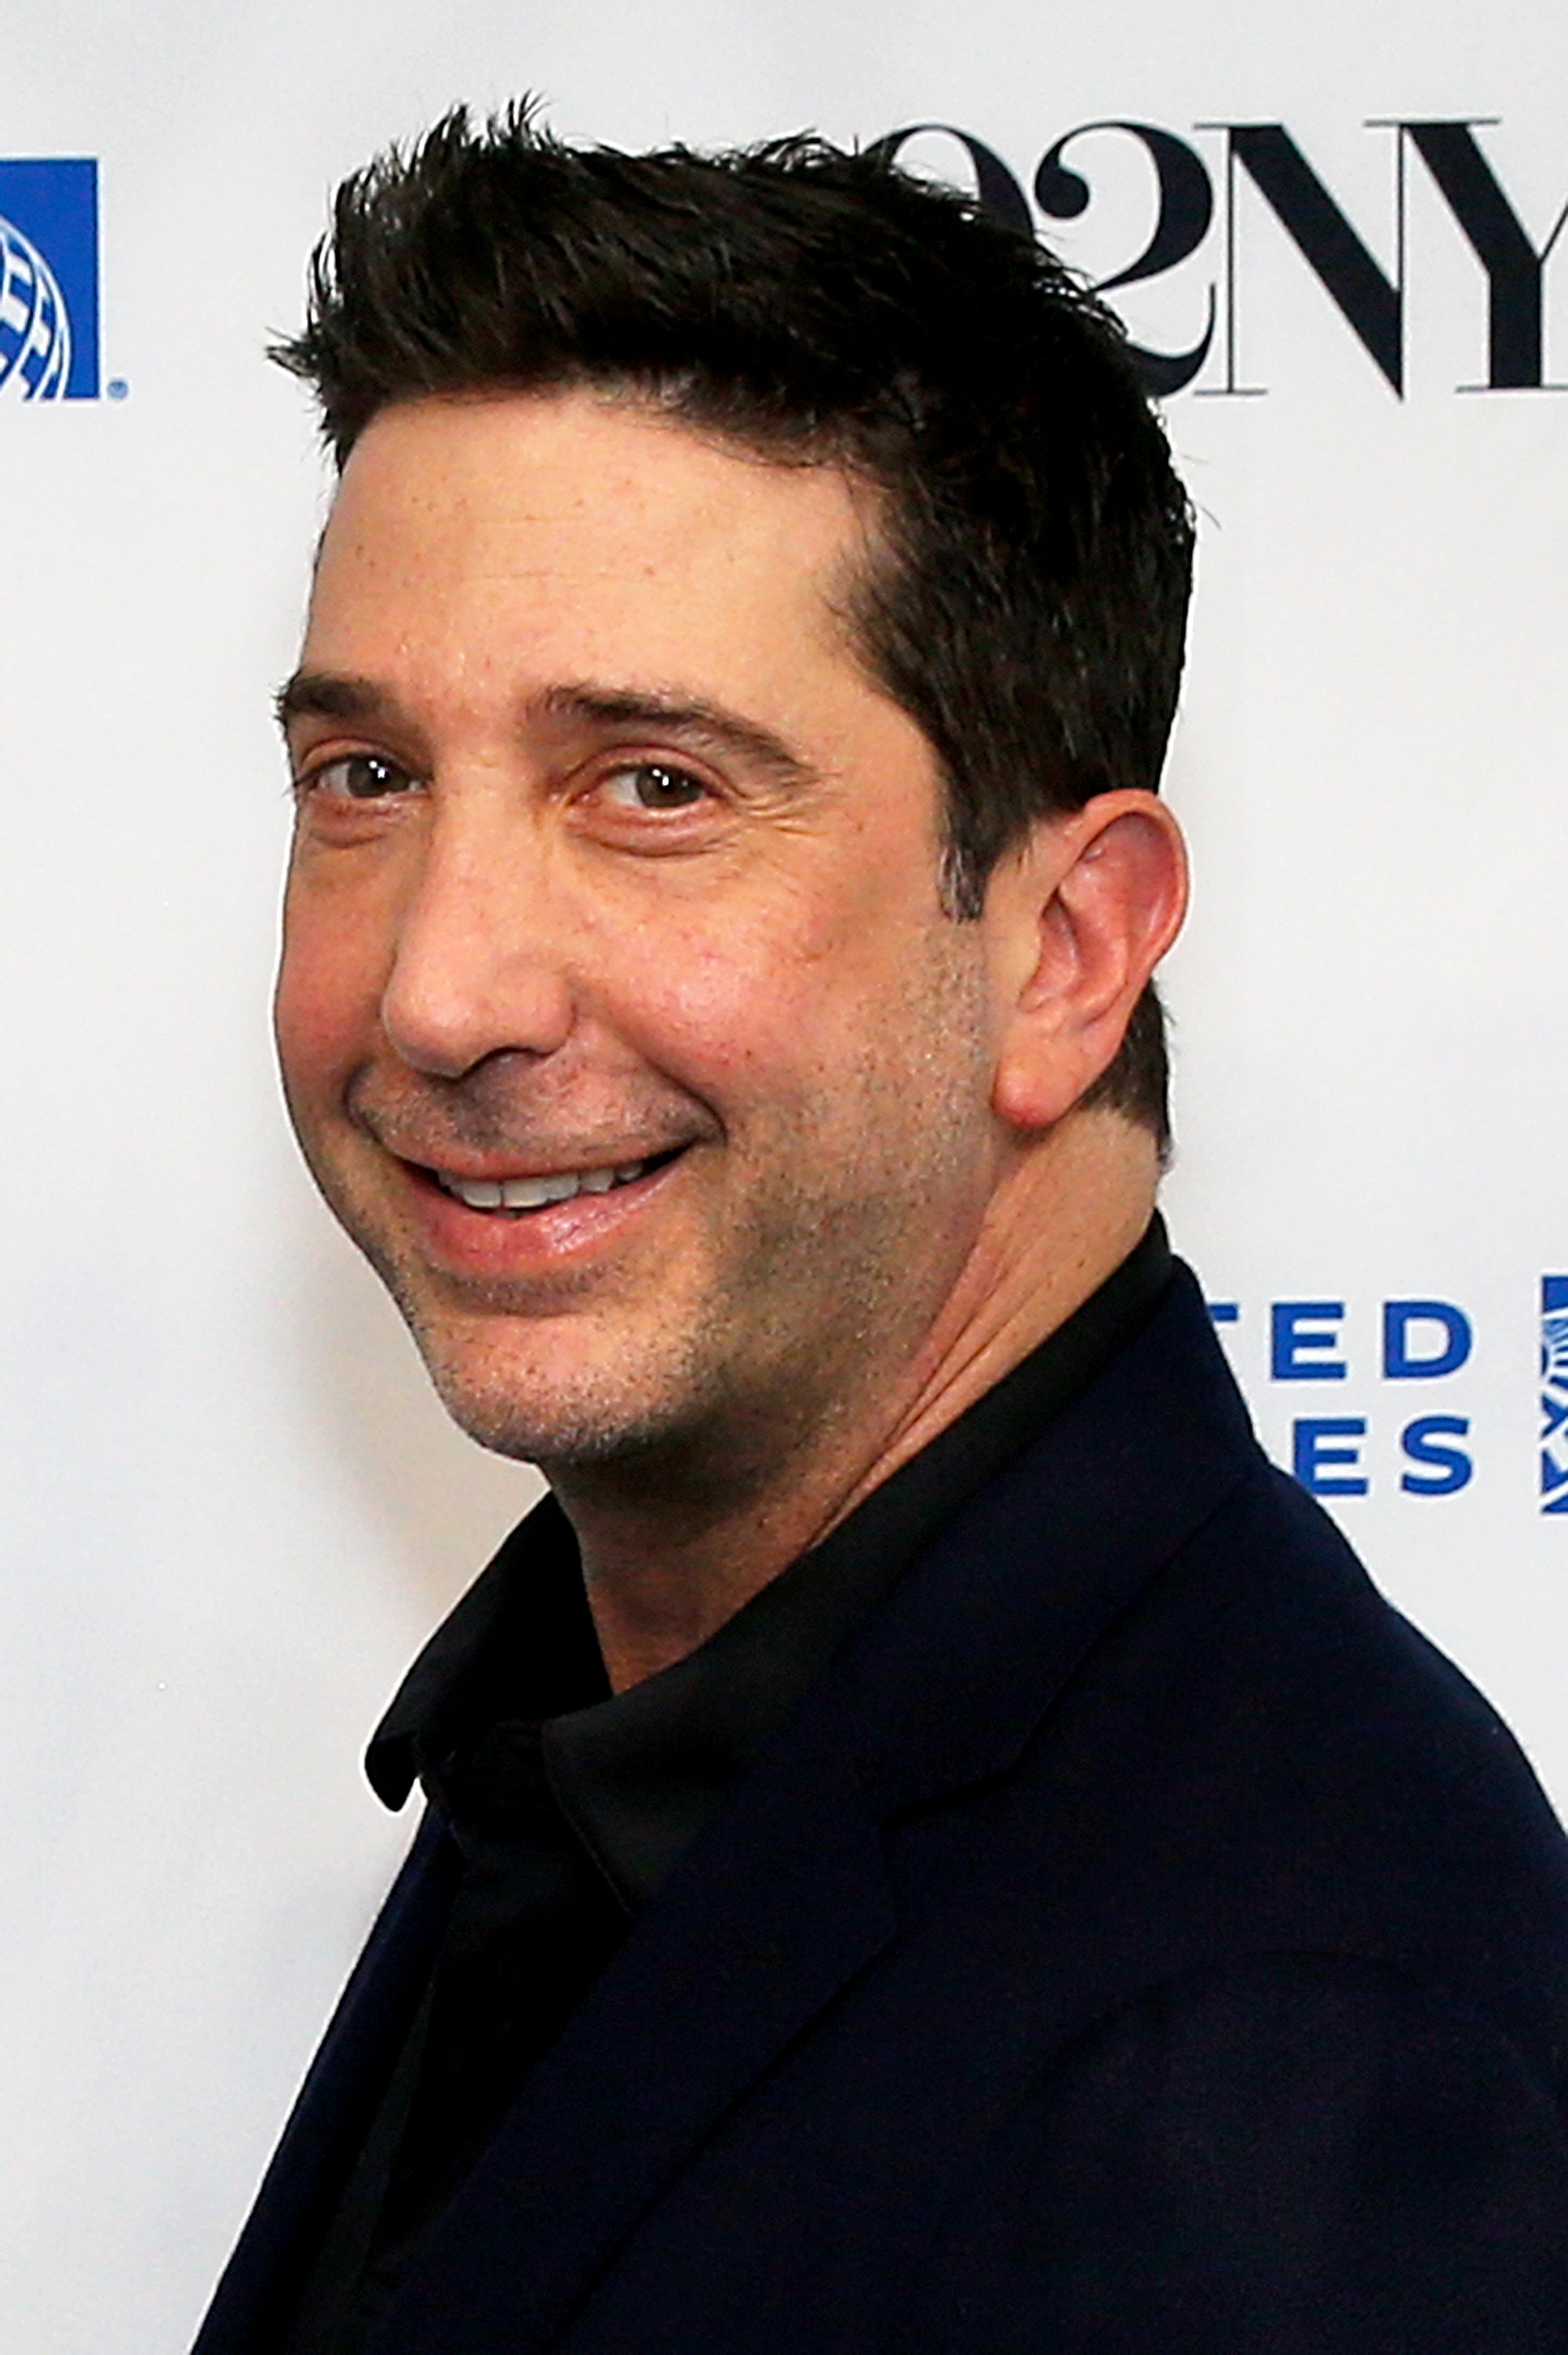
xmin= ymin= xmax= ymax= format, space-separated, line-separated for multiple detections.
xmin=873 ymin=119 xmax=1566 ymax=399
xmin=0 ymin=159 xmax=99 ymax=401
xmin=1206 ymin=1284 xmax=1568 ymax=1509
xmin=1541 ymin=1278 xmax=1568 ymax=1512
xmin=1208 ymin=1294 xmax=1476 ymax=1500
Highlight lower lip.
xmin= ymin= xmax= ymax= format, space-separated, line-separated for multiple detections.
xmin=400 ymin=1153 xmax=687 ymax=1275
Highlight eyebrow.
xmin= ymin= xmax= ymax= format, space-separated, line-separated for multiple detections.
xmin=274 ymin=671 xmax=815 ymax=792
xmin=534 ymin=683 xmax=812 ymax=790
xmin=274 ymin=671 xmax=403 ymax=735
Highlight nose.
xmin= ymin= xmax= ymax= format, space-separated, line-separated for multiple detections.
xmin=379 ymin=798 xmax=576 ymax=1079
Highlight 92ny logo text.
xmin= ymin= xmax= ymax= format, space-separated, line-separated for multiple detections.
xmin=874 ymin=119 xmax=1567 ymax=397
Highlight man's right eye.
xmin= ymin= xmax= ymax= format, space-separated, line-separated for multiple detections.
xmin=299 ymin=754 xmax=421 ymax=801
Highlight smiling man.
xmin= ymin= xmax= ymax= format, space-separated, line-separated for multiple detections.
xmin=275 ymin=388 xmax=1175 ymax=1685
xmin=195 ymin=113 xmax=1568 ymax=2355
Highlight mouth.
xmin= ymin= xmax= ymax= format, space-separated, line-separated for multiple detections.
xmin=423 ymin=1146 xmax=687 ymax=1216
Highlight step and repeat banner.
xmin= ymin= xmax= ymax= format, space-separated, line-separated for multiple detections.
xmin=2 ymin=2 xmax=1563 ymax=2347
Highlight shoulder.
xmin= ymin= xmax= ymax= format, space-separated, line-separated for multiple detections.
xmin=825 ymin=1263 xmax=1568 ymax=2117
xmin=873 ymin=1376 xmax=1568 ymax=2116
xmin=1010 ymin=1455 xmax=1567 ymax=2066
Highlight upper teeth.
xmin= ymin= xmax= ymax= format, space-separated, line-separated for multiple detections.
xmin=436 ymin=1161 xmax=647 ymax=1211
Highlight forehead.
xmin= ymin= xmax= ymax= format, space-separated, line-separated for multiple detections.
xmin=304 ymin=389 xmax=879 ymax=706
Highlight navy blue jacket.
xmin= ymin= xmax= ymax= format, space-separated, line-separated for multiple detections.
xmin=195 ymin=1266 xmax=1568 ymax=2352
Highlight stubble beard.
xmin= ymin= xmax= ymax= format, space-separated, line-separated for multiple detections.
xmin=370 ymin=1126 xmax=967 ymax=1502
xmin=317 ymin=929 xmax=997 ymax=1505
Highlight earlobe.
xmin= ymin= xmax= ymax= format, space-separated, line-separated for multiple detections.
xmin=989 ymin=791 xmax=1188 ymax=1133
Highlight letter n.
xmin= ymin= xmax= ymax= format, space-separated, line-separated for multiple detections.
xmin=1220 ymin=124 xmax=1402 ymax=393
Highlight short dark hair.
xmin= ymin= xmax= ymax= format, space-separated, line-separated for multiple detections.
xmin=275 ymin=106 xmax=1193 ymax=1146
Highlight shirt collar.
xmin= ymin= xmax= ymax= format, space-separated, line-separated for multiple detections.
xmin=368 ymin=1214 xmax=1174 ymax=1904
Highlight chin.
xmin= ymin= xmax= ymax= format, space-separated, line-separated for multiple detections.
xmin=437 ymin=1385 xmax=678 ymax=1470
xmin=414 ymin=1318 xmax=710 ymax=1472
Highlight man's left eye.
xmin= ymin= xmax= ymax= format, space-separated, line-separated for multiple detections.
xmin=600 ymin=762 xmax=710 ymax=812
xmin=304 ymin=754 xmax=420 ymax=801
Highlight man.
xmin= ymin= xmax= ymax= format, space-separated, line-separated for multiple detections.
xmin=195 ymin=110 xmax=1568 ymax=2353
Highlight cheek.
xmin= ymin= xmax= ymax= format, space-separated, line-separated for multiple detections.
xmin=273 ymin=882 xmax=385 ymax=1104
xmin=604 ymin=892 xmax=875 ymax=1090
xmin=601 ymin=900 xmax=938 ymax=1136
xmin=618 ymin=959 xmax=800 ymax=1104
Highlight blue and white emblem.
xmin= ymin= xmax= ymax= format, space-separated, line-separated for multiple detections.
xmin=0 ymin=160 xmax=100 ymax=401
xmin=0 ymin=212 xmax=72 ymax=400
xmin=1540 ymin=1277 xmax=1568 ymax=1512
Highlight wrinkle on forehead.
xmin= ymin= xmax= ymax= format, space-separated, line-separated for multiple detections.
xmin=301 ymin=386 xmax=904 ymax=743
xmin=315 ymin=382 xmax=888 ymax=610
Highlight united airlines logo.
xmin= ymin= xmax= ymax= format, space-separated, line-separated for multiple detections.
xmin=1541 ymin=1279 xmax=1568 ymax=1513
xmin=0 ymin=159 xmax=99 ymax=402
xmin=1205 ymin=1283 xmax=1568 ymax=1511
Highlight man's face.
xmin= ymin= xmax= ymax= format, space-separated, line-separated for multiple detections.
xmin=276 ymin=389 xmax=1014 ymax=1476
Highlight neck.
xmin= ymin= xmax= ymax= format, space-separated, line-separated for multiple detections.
xmin=550 ymin=1112 xmax=1158 ymax=1692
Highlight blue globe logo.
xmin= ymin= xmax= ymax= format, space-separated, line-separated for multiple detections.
xmin=1543 ymin=1311 xmax=1568 ymax=1389
xmin=0 ymin=211 xmax=72 ymax=401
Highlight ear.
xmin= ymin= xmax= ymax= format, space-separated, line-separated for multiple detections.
xmin=984 ymin=790 xmax=1189 ymax=1134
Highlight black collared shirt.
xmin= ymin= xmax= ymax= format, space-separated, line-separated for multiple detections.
xmin=280 ymin=1218 xmax=1174 ymax=2354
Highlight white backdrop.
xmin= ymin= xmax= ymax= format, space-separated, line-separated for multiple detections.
xmin=2 ymin=3 xmax=1564 ymax=2347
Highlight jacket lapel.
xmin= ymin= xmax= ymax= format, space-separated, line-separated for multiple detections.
xmin=844 ymin=1261 xmax=1260 ymax=1819
xmin=369 ymin=1742 xmax=897 ymax=2354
